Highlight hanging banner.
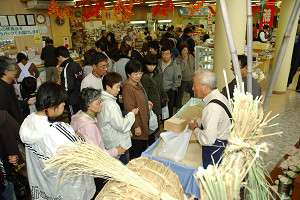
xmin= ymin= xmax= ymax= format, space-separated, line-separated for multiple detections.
xmin=0 ymin=26 xmax=39 ymax=37
xmin=275 ymin=1 xmax=282 ymax=9
xmin=259 ymin=2 xmax=275 ymax=32
xmin=207 ymin=12 xmax=212 ymax=30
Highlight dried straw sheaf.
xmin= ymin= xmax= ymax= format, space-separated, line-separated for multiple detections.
xmin=44 ymin=141 xmax=183 ymax=200
xmin=226 ymin=86 xmax=281 ymax=200
xmin=97 ymin=157 xmax=183 ymax=200
xmin=195 ymin=153 xmax=248 ymax=200
xmin=194 ymin=74 xmax=281 ymax=200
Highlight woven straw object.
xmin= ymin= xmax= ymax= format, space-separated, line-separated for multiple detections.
xmin=178 ymin=104 xmax=204 ymax=120
xmin=96 ymin=157 xmax=184 ymax=200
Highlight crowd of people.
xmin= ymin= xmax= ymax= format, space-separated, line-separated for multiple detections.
xmin=0 ymin=24 xmax=266 ymax=199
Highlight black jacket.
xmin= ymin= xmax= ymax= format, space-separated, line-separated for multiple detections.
xmin=41 ymin=45 xmax=58 ymax=67
xmin=0 ymin=79 xmax=24 ymax=125
xmin=98 ymin=37 xmax=108 ymax=53
xmin=0 ymin=110 xmax=24 ymax=187
xmin=131 ymin=48 xmax=144 ymax=64
xmin=177 ymin=34 xmax=195 ymax=55
xmin=60 ymin=58 xmax=83 ymax=105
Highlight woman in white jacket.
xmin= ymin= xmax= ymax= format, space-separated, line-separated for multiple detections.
xmin=19 ymin=82 xmax=95 ymax=200
xmin=98 ymin=72 xmax=138 ymax=164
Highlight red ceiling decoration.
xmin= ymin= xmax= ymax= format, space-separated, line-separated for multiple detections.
xmin=76 ymin=0 xmax=106 ymax=21
xmin=113 ymin=0 xmax=143 ymax=22
xmin=151 ymin=0 xmax=174 ymax=17
xmin=188 ymin=1 xmax=205 ymax=17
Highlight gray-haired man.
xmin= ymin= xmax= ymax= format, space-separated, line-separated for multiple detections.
xmin=188 ymin=69 xmax=231 ymax=169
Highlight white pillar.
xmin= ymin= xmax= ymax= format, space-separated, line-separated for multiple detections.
xmin=213 ymin=0 xmax=247 ymax=89
xmin=273 ymin=0 xmax=300 ymax=93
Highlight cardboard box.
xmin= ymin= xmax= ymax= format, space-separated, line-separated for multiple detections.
xmin=164 ymin=117 xmax=187 ymax=133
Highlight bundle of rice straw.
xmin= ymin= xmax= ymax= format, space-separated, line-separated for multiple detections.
xmin=226 ymin=86 xmax=281 ymax=200
xmin=195 ymin=153 xmax=247 ymax=200
xmin=96 ymin=157 xmax=183 ymax=199
xmin=194 ymin=72 xmax=281 ymax=200
xmin=44 ymin=141 xmax=183 ymax=200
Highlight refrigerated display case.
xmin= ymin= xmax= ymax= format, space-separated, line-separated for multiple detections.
xmin=195 ymin=46 xmax=214 ymax=71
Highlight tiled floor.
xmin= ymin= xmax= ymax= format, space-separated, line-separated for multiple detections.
xmin=260 ymin=71 xmax=300 ymax=172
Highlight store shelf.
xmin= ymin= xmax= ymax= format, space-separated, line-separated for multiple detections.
xmin=195 ymin=46 xmax=214 ymax=71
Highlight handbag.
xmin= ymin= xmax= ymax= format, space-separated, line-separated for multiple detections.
xmin=8 ymin=172 xmax=31 ymax=200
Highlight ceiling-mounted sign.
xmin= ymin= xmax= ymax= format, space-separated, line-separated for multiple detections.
xmin=102 ymin=10 xmax=122 ymax=21
xmin=178 ymin=8 xmax=210 ymax=16
xmin=0 ymin=26 xmax=39 ymax=36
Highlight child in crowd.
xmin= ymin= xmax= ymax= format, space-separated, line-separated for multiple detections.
xmin=19 ymin=82 xmax=95 ymax=200
xmin=19 ymin=76 xmax=37 ymax=118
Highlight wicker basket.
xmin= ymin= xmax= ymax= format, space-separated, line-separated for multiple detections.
xmin=96 ymin=157 xmax=184 ymax=200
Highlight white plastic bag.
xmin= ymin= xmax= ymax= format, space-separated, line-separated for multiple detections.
xmin=157 ymin=126 xmax=192 ymax=162
xmin=161 ymin=106 xmax=169 ymax=120
xmin=149 ymin=110 xmax=158 ymax=131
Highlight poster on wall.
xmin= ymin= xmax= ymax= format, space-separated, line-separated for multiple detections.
xmin=0 ymin=16 xmax=9 ymax=26
xmin=34 ymin=35 xmax=41 ymax=43
xmin=39 ymin=25 xmax=48 ymax=34
xmin=17 ymin=15 xmax=27 ymax=26
xmin=0 ymin=26 xmax=39 ymax=36
xmin=8 ymin=16 xmax=17 ymax=26
xmin=26 ymin=14 xmax=36 ymax=26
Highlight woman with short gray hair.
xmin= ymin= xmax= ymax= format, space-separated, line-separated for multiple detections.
xmin=70 ymin=87 xmax=126 ymax=198
xmin=71 ymin=87 xmax=125 ymax=157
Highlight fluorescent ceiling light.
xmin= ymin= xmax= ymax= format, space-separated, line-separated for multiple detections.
xmin=173 ymin=2 xmax=190 ymax=4
xmin=158 ymin=20 xmax=172 ymax=23
xmin=130 ymin=21 xmax=147 ymax=24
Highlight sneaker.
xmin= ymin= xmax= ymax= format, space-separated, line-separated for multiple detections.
xmin=297 ymin=89 xmax=300 ymax=93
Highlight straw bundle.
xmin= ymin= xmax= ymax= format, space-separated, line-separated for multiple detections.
xmin=97 ymin=157 xmax=183 ymax=199
xmin=226 ymin=87 xmax=281 ymax=200
xmin=195 ymin=153 xmax=248 ymax=200
xmin=44 ymin=141 xmax=183 ymax=200
xmin=194 ymin=75 xmax=282 ymax=200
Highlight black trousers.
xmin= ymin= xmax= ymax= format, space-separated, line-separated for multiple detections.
xmin=288 ymin=42 xmax=300 ymax=89
xmin=176 ymin=80 xmax=194 ymax=109
xmin=129 ymin=139 xmax=148 ymax=160
xmin=166 ymin=89 xmax=176 ymax=118
xmin=91 ymin=178 xmax=107 ymax=200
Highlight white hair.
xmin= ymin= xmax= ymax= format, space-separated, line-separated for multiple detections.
xmin=195 ymin=69 xmax=217 ymax=89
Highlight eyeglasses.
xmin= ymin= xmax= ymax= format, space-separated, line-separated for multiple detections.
xmin=97 ymin=64 xmax=109 ymax=70
xmin=90 ymin=98 xmax=103 ymax=106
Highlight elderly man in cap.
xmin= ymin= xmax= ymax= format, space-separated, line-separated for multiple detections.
xmin=188 ymin=69 xmax=231 ymax=169
xmin=123 ymin=36 xmax=144 ymax=63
